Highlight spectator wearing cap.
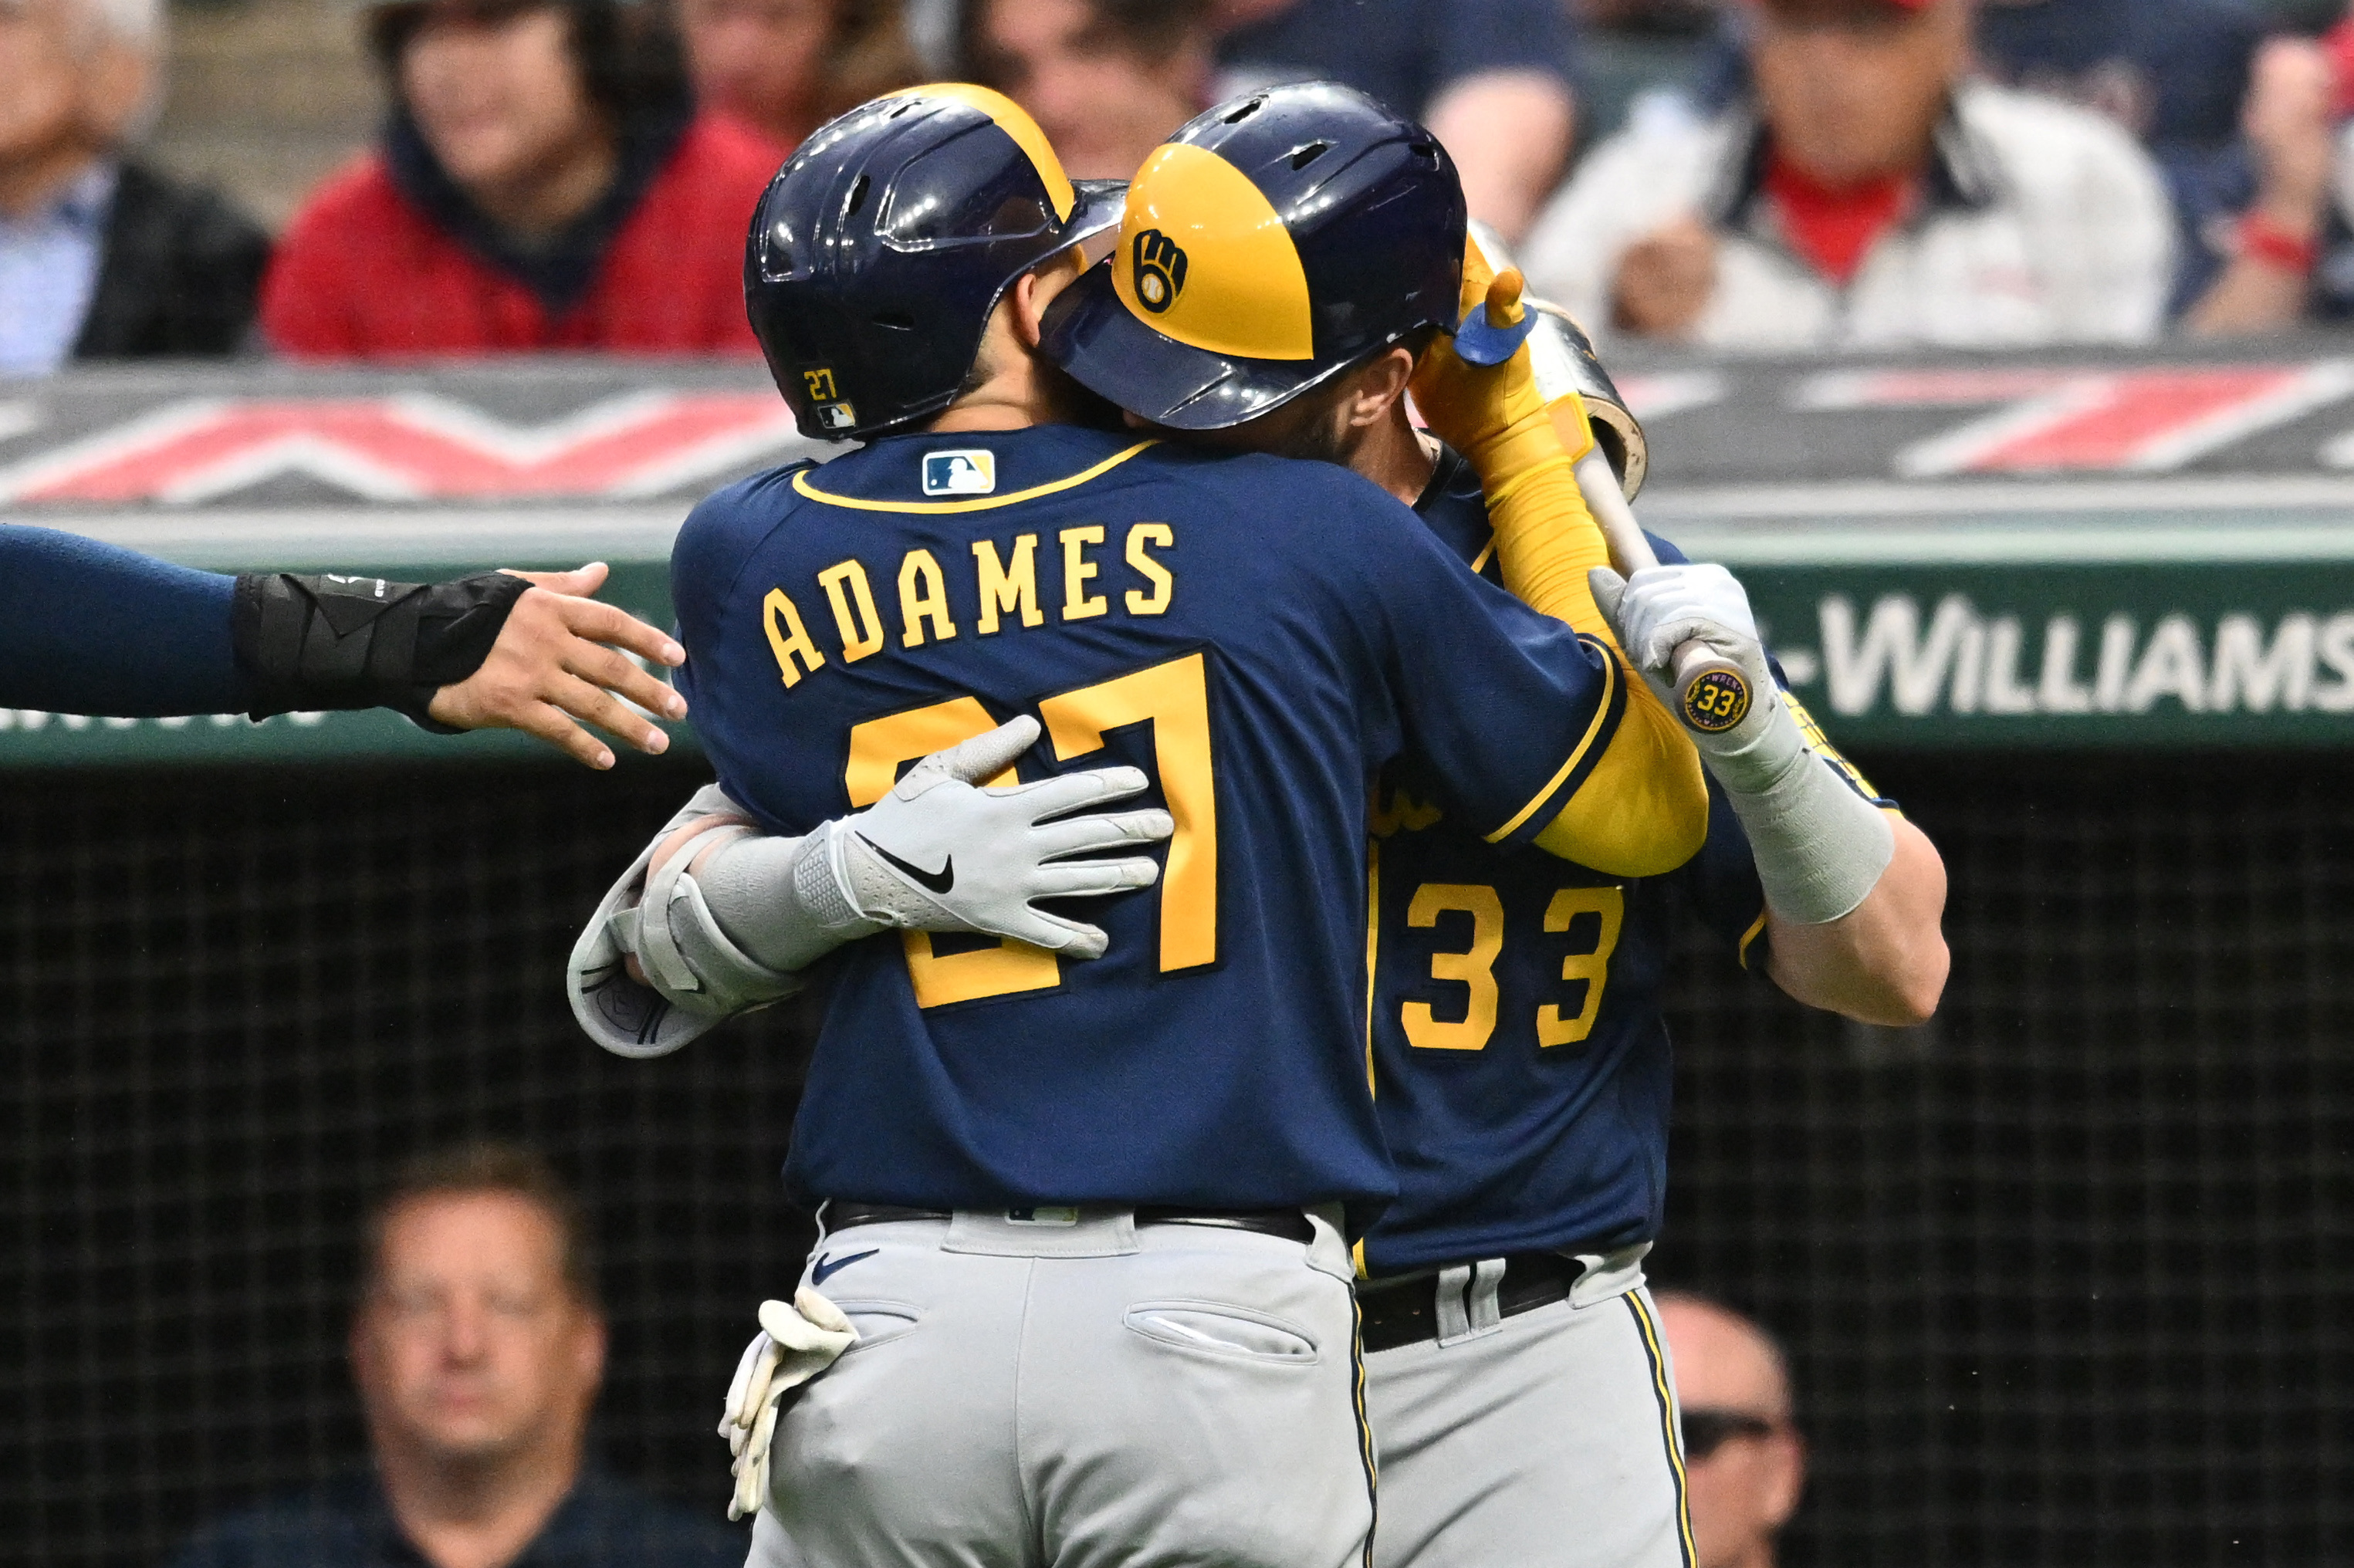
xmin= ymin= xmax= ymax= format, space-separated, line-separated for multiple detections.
xmin=1656 ymin=1292 xmax=1807 ymax=1568
xmin=165 ymin=1144 xmax=742 ymax=1568
xmin=0 ymin=0 xmax=268 ymax=374
xmin=261 ymin=0 xmax=777 ymax=358
xmin=673 ymin=0 xmax=917 ymax=161
xmin=1523 ymin=0 xmax=2173 ymax=351
xmin=1209 ymin=0 xmax=1578 ymax=241
xmin=958 ymin=0 xmax=1216 ymax=181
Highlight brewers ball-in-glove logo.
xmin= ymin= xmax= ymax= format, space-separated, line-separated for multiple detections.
xmin=1131 ymin=228 xmax=1189 ymax=313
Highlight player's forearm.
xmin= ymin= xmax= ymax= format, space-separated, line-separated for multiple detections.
xmin=1766 ymin=814 xmax=1949 ymax=1026
xmin=1485 ymin=456 xmax=1612 ymax=637
xmin=678 ymin=826 xmax=875 ymax=975
xmin=1455 ymin=368 xmax=1705 ymax=875
xmin=0 ymin=527 xmax=249 ymax=715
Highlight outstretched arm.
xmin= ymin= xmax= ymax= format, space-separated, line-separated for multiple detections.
xmin=0 ymin=527 xmax=684 ymax=767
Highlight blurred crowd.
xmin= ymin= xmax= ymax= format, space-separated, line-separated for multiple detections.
xmin=7 ymin=0 xmax=2354 ymax=375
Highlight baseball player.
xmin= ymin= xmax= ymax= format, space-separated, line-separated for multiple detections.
xmin=1035 ymin=92 xmax=1950 ymax=1568
xmin=594 ymin=83 xmax=1947 ymax=1568
xmin=583 ymin=83 xmax=1709 ymax=1568
xmin=2 ymin=525 xmax=685 ymax=766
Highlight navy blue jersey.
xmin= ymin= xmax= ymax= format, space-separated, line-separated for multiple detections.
xmin=670 ymin=425 xmax=1637 ymax=1228
xmin=1359 ymin=448 xmax=1876 ymax=1276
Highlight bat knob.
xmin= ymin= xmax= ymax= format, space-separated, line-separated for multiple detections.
xmin=1672 ymin=649 xmax=1752 ymax=735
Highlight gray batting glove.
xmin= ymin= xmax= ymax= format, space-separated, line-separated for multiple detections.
xmin=803 ymin=715 xmax=1172 ymax=960
xmin=1592 ymin=563 xmax=1893 ymax=922
xmin=1589 ymin=563 xmax=1782 ymax=778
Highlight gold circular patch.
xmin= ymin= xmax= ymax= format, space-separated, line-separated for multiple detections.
xmin=1681 ymin=668 xmax=1752 ymax=733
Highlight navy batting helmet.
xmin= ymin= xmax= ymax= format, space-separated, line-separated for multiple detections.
xmin=745 ymin=83 xmax=1125 ymax=441
xmin=1037 ymin=83 xmax=1466 ymax=431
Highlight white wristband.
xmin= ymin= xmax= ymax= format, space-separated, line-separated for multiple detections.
xmin=1706 ymin=699 xmax=1894 ymax=926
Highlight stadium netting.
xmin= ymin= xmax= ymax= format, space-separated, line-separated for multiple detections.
xmin=2 ymin=751 xmax=2348 ymax=1567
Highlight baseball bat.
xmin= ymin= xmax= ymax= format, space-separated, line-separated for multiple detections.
xmin=1571 ymin=445 xmax=1755 ymax=737
xmin=1460 ymin=221 xmax=1754 ymax=735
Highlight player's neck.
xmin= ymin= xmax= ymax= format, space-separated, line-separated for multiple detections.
xmin=1348 ymin=404 xmax=1440 ymax=506
xmin=926 ymin=362 xmax=1072 ymax=434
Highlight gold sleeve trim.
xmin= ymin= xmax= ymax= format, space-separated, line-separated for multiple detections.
xmin=1737 ymin=909 xmax=1769 ymax=971
xmin=1484 ymin=647 xmax=1619 ymax=844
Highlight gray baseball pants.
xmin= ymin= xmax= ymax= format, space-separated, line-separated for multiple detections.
xmin=1364 ymin=1259 xmax=1693 ymax=1568
xmin=747 ymin=1207 xmax=1375 ymax=1568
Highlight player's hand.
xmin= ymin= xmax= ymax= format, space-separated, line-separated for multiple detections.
xmin=822 ymin=715 xmax=1174 ymax=960
xmin=1409 ymin=241 xmax=1590 ymax=489
xmin=425 ymin=563 xmax=689 ymax=769
xmin=1589 ymin=563 xmax=1778 ymax=752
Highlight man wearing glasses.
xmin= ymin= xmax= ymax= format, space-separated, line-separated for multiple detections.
xmin=1658 ymin=1292 xmax=1809 ymax=1568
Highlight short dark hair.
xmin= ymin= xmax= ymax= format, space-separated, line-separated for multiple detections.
xmin=361 ymin=1142 xmax=600 ymax=1309
xmin=367 ymin=0 xmax=690 ymax=123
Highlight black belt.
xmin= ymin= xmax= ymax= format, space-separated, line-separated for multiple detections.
xmin=825 ymin=1201 xmax=1316 ymax=1245
xmin=1357 ymin=1252 xmax=1583 ymax=1354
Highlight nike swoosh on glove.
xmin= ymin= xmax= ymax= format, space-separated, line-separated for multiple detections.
xmin=809 ymin=715 xmax=1174 ymax=959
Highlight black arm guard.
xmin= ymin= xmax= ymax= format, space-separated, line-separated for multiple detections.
xmin=229 ymin=571 xmax=530 ymax=730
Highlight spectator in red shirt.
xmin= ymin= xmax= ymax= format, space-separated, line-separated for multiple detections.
xmin=262 ymin=0 xmax=777 ymax=358
xmin=673 ymin=0 xmax=917 ymax=161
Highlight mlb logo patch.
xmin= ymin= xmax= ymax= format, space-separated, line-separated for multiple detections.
xmin=817 ymin=403 xmax=858 ymax=431
xmin=922 ymin=449 xmax=996 ymax=496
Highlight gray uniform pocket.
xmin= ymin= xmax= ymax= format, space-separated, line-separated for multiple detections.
xmin=830 ymin=1299 xmax=923 ymax=1352
xmin=1123 ymin=1300 xmax=1322 ymax=1364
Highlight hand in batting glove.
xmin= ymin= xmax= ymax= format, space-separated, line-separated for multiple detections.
xmin=800 ymin=715 xmax=1172 ymax=960
xmin=1591 ymin=562 xmax=1896 ymax=923
xmin=720 ymin=1289 xmax=857 ymax=1520
xmin=1588 ymin=563 xmax=1780 ymax=770
xmin=1408 ymin=238 xmax=1594 ymax=492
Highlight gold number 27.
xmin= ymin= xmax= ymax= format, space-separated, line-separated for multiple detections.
xmin=842 ymin=651 xmax=1217 ymax=1009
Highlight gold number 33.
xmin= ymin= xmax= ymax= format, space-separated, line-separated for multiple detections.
xmin=1401 ymin=882 xmax=1624 ymax=1052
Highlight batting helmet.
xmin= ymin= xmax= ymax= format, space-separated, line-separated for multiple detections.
xmin=745 ymin=83 xmax=1125 ymax=441
xmin=1038 ymin=83 xmax=1466 ymax=431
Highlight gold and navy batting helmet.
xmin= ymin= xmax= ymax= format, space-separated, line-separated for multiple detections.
xmin=1039 ymin=83 xmax=1466 ymax=431
xmin=746 ymin=83 xmax=1125 ymax=441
